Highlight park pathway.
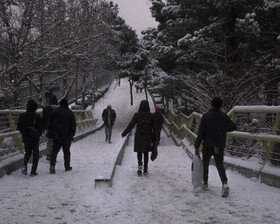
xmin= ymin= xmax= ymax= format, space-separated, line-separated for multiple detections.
xmin=0 ymin=79 xmax=280 ymax=224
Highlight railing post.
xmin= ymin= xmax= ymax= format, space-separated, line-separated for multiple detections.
xmin=268 ymin=111 xmax=280 ymax=162
xmin=187 ymin=115 xmax=194 ymax=130
xmin=225 ymin=111 xmax=236 ymax=150
xmin=262 ymin=140 xmax=273 ymax=163
xmin=194 ymin=115 xmax=201 ymax=135
xmin=6 ymin=112 xmax=23 ymax=153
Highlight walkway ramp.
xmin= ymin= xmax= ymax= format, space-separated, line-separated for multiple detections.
xmin=0 ymin=79 xmax=280 ymax=224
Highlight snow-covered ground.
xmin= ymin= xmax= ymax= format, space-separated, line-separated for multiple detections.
xmin=0 ymin=79 xmax=280 ymax=224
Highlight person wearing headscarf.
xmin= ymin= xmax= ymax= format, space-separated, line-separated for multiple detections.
xmin=121 ymin=100 xmax=155 ymax=176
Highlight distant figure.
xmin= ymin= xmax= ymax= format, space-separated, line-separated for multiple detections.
xmin=48 ymin=99 xmax=76 ymax=174
xmin=121 ymin=100 xmax=155 ymax=176
xmin=102 ymin=104 xmax=116 ymax=143
xmin=153 ymin=107 xmax=164 ymax=145
xmin=242 ymin=119 xmax=259 ymax=133
xmin=17 ymin=99 xmax=43 ymax=176
xmin=194 ymin=97 xmax=237 ymax=197
xmin=42 ymin=95 xmax=58 ymax=160
xmin=45 ymin=91 xmax=52 ymax=105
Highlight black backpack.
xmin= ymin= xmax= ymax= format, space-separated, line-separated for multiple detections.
xmin=138 ymin=118 xmax=151 ymax=135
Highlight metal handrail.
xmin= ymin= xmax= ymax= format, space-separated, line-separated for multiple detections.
xmin=163 ymin=105 xmax=280 ymax=164
xmin=0 ymin=109 xmax=97 ymax=161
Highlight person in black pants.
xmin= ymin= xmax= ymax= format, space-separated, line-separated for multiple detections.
xmin=47 ymin=98 xmax=76 ymax=174
xmin=121 ymin=100 xmax=155 ymax=176
xmin=42 ymin=95 xmax=58 ymax=160
xmin=17 ymin=99 xmax=43 ymax=176
xmin=102 ymin=104 xmax=116 ymax=143
xmin=194 ymin=97 xmax=237 ymax=197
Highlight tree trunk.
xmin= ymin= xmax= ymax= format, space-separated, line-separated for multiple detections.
xmin=144 ymin=88 xmax=148 ymax=101
xmin=75 ymin=59 xmax=79 ymax=104
xmin=129 ymin=80 xmax=133 ymax=106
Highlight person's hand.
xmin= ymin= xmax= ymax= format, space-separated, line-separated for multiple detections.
xmin=195 ymin=148 xmax=200 ymax=156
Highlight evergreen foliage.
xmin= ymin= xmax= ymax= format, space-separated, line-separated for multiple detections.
xmin=144 ymin=0 xmax=280 ymax=113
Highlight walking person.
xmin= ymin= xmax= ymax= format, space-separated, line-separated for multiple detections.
xmin=121 ymin=100 xmax=155 ymax=176
xmin=42 ymin=95 xmax=58 ymax=160
xmin=17 ymin=99 xmax=43 ymax=176
xmin=153 ymin=107 xmax=164 ymax=145
xmin=102 ymin=104 xmax=116 ymax=143
xmin=194 ymin=97 xmax=237 ymax=197
xmin=47 ymin=98 xmax=76 ymax=174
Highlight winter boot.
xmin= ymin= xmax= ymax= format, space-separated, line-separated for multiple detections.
xmin=137 ymin=166 xmax=143 ymax=176
xmin=30 ymin=172 xmax=38 ymax=177
xmin=143 ymin=166 xmax=148 ymax=176
xmin=50 ymin=166 xmax=56 ymax=174
xmin=21 ymin=165 xmax=27 ymax=175
xmin=222 ymin=184 xmax=230 ymax=197
xmin=65 ymin=166 xmax=72 ymax=171
xmin=202 ymin=183 xmax=209 ymax=191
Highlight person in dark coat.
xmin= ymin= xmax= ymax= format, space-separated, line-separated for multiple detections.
xmin=194 ymin=97 xmax=237 ymax=197
xmin=17 ymin=99 xmax=43 ymax=176
xmin=102 ymin=104 xmax=116 ymax=143
xmin=48 ymin=98 xmax=76 ymax=174
xmin=153 ymin=107 xmax=164 ymax=145
xmin=121 ymin=100 xmax=155 ymax=176
xmin=42 ymin=95 xmax=58 ymax=160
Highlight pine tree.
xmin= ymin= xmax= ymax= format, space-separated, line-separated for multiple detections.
xmin=145 ymin=0 xmax=280 ymax=112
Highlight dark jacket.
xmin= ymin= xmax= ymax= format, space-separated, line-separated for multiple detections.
xmin=102 ymin=108 xmax=116 ymax=125
xmin=42 ymin=105 xmax=57 ymax=131
xmin=47 ymin=103 xmax=76 ymax=142
xmin=17 ymin=99 xmax=43 ymax=142
xmin=153 ymin=111 xmax=164 ymax=143
xmin=194 ymin=108 xmax=237 ymax=149
xmin=42 ymin=95 xmax=58 ymax=131
xmin=122 ymin=100 xmax=155 ymax=153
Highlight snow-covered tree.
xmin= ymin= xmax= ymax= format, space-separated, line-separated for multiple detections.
xmin=0 ymin=0 xmax=132 ymax=108
xmin=145 ymin=0 xmax=280 ymax=113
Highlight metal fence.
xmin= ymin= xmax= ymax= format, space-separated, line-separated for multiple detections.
xmin=163 ymin=106 xmax=280 ymax=166
xmin=0 ymin=109 xmax=97 ymax=162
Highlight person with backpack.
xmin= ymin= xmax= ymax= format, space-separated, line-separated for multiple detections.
xmin=102 ymin=104 xmax=116 ymax=143
xmin=121 ymin=100 xmax=155 ymax=176
xmin=194 ymin=97 xmax=237 ymax=197
xmin=42 ymin=95 xmax=58 ymax=160
xmin=47 ymin=98 xmax=76 ymax=174
xmin=17 ymin=99 xmax=43 ymax=176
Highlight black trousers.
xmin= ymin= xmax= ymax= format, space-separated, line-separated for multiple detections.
xmin=23 ymin=140 xmax=39 ymax=173
xmin=50 ymin=140 xmax=71 ymax=169
xmin=137 ymin=152 xmax=149 ymax=171
xmin=202 ymin=147 xmax=228 ymax=185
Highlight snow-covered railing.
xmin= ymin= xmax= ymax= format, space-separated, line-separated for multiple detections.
xmin=0 ymin=109 xmax=97 ymax=161
xmin=163 ymin=105 xmax=280 ymax=166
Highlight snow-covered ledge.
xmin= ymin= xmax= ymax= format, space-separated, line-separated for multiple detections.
xmin=0 ymin=124 xmax=104 ymax=178
xmin=94 ymin=133 xmax=130 ymax=187
xmin=178 ymin=137 xmax=280 ymax=188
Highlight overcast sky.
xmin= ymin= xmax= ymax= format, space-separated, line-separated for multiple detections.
xmin=109 ymin=0 xmax=158 ymax=37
